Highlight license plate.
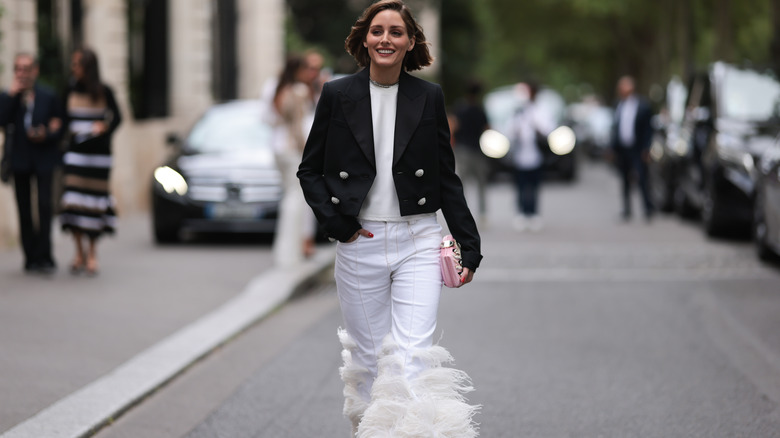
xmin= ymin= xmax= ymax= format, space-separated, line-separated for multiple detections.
xmin=208 ymin=203 xmax=261 ymax=219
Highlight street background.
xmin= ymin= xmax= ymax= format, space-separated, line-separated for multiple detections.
xmin=2 ymin=1 xmax=780 ymax=437
xmin=4 ymin=161 xmax=780 ymax=437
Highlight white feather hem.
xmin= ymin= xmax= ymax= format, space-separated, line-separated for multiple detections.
xmin=355 ymin=334 xmax=481 ymax=438
xmin=339 ymin=328 xmax=371 ymax=435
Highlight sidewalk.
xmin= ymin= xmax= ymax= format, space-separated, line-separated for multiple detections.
xmin=0 ymin=215 xmax=335 ymax=438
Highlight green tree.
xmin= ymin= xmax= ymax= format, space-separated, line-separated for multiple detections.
xmin=440 ymin=0 xmax=482 ymax=104
xmin=37 ymin=0 xmax=67 ymax=91
xmin=474 ymin=0 xmax=774 ymax=101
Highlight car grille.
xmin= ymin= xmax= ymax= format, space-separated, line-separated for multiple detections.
xmin=187 ymin=174 xmax=282 ymax=203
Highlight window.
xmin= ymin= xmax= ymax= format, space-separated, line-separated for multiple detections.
xmin=211 ymin=0 xmax=238 ymax=101
xmin=127 ymin=0 xmax=169 ymax=119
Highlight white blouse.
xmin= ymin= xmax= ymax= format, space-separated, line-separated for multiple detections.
xmin=359 ymin=82 xmax=402 ymax=221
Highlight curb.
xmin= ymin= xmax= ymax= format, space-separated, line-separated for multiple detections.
xmin=0 ymin=247 xmax=336 ymax=438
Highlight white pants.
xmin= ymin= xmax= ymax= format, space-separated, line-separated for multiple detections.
xmin=335 ymin=215 xmax=442 ymax=401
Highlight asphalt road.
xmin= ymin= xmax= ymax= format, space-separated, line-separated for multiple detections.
xmin=9 ymin=161 xmax=780 ymax=437
xmin=0 ymin=215 xmax=275 ymax=433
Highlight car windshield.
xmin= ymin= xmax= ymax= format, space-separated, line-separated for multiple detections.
xmin=187 ymin=105 xmax=272 ymax=154
xmin=719 ymin=66 xmax=780 ymax=122
xmin=484 ymin=86 xmax=524 ymax=134
xmin=484 ymin=85 xmax=564 ymax=134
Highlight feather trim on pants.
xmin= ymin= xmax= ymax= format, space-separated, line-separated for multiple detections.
xmin=339 ymin=328 xmax=371 ymax=435
xmin=356 ymin=334 xmax=480 ymax=438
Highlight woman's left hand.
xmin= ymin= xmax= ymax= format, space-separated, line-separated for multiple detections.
xmin=92 ymin=121 xmax=108 ymax=136
xmin=459 ymin=267 xmax=474 ymax=286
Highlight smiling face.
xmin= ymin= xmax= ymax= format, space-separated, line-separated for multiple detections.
xmin=363 ymin=9 xmax=414 ymax=76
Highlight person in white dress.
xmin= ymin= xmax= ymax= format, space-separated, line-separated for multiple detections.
xmin=509 ymin=82 xmax=554 ymax=232
xmin=270 ymin=55 xmax=320 ymax=266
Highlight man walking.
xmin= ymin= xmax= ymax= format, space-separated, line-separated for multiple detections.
xmin=453 ymin=80 xmax=490 ymax=221
xmin=610 ymin=75 xmax=654 ymax=221
xmin=0 ymin=53 xmax=64 ymax=273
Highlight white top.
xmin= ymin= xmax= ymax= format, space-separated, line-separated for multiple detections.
xmin=617 ymin=95 xmax=638 ymax=147
xmin=359 ymin=82 xmax=402 ymax=221
xmin=512 ymin=103 xmax=554 ymax=170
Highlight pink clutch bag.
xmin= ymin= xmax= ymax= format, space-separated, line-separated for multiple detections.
xmin=440 ymin=234 xmax=463 ymax=288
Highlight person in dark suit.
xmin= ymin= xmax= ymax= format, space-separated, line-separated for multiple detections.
xmin=297 ymin=1 xmax=481 ymax=436
xmin=0 ymin=53 xmax=64 ymax=273
xmin=453 ymin=79 xmax=490 ymax=220
xmin=611 ymin=75 xmax=655 ymax=220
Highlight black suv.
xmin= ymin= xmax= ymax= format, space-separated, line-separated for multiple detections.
xmin=673 ymin=62 xmax=780 ymax=236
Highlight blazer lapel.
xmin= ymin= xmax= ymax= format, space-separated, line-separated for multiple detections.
xmin=393 ymin=72 xmax=426 ymax=166
xmin=339 ymin=69 xmax=375 ymax=167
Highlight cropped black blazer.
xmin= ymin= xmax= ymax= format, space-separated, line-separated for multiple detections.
xmin=297 ymin=68 xmax=482 ymax=270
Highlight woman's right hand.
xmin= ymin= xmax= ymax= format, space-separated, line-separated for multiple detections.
xmin=346 ymin=228 xmax=374 ymax=243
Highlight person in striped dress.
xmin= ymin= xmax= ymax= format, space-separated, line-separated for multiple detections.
xmin=60 ymin=48 xmax=121 ymax=276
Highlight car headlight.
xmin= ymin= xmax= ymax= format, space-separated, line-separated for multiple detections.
xmin=154 ymin=166 xmax=188 ymax=196
xmin=547 ymin=126 xmax=576 ymax=156
xmin=672 ymin=138 xmax=689 ymax=157
xmin=715 ymin=133 xmax=753 ymax=172
xmin=650 ymin=140 xmax=664 ymax=161
xmin=479 ymin=129 xmax=511 ymax=159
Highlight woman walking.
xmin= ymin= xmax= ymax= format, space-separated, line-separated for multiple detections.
xmin=297 ymin=1 xmax=482 ymax=436
xmin=60 ymin=48 xmax=121 ymax=275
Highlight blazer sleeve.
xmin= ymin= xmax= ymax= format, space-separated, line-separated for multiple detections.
xmin=297 ymin=81 xmax=362 ymax=242
xmin=41 ymin=88 xmax=65 ymax=145
xmin=434 ymin=85 xmax=483 ymax=271
xmin=637 ymin=99 xmax=654 ymax=151
xmin=0 ymin=91 xmax=21 ymax=126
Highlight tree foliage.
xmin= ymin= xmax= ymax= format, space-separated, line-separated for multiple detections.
xmin=472 ymin=0 xmax=776 ymax=102
xmin=285 ymin=0 xmax=778 ymax=104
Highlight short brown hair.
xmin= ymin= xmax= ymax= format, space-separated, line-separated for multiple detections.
xmin=345 ymin=0 xmax=432 ymax=72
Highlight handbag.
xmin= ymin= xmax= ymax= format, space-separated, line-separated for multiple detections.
xmin=440 ymin=234 xmax=463 ymax=288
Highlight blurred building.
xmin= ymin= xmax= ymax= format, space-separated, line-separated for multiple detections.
xmin=0 ymin=0 xmax=284 ymax=247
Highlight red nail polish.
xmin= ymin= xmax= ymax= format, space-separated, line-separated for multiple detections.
xmin=368 ymin=233 xmax=374 ymax=237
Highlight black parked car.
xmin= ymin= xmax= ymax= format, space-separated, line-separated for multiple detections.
xmin=648 ymin=77 xmax=688 ymax=212
xmin=483 ymin=83 xmax=577 ymax=181
xmin=754 ymin=135 xmax=780 ymax=260
xmin=151 ymin=100 xmax=282 ymax=243
xmin=673 ymin=62 xmax=780 ymax=236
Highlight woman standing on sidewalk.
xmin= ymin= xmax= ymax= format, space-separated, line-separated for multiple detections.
xmin=59 ymin=48 xmax=121 ymax=276
xmin=297 ymin=1 xmax=482 ymax=436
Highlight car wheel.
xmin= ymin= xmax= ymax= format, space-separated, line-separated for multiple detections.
xmin=154 ymin=220 xmax=180 ymax=243
xmin=652 ymin=177 xmax=674 ymax=213
xmin=701 ymin=179 xmax=726 ymax=237
xmin=754 ymin=191 xmax=777 ymax=261
xmin=153 ymin=202 xmax=180 ymax=243
xmin=673 ymin=185 xmax=697 ymax=219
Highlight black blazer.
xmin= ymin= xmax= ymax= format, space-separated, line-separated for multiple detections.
xmin=298 ymin=68 xmax=482 ymax=270
xmin=611 ymin=96 xmax=653 ymax=152
xmin=0 ymin=84 xmax=64 ymax=173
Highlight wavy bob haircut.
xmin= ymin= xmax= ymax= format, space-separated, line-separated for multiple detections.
xmin=345 ymin=0 xmax=432 ymax=72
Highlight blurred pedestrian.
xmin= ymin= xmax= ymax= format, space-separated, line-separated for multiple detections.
xmin=453 ymin=79 xmax=490 ymax=221
xmin=59 ymin=48 xmax=122 ymax=276
xmin=303 ymin=49 xmax=327 ymax=99
xmin=271 ymin=54 xmax=319 ymax=266
xmin=0 ymin=53 xmax=64 ymax=273
xmin=297 ymin=1 xmax=482 ymax=436
xmin=509 ymin=81 xmax=554 ymax=232
xmin=609 ymin=75 xmax=654 ymax=220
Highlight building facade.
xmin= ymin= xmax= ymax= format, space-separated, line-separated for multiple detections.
xmin=0 ymin=0 xmax=285 ymax=247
